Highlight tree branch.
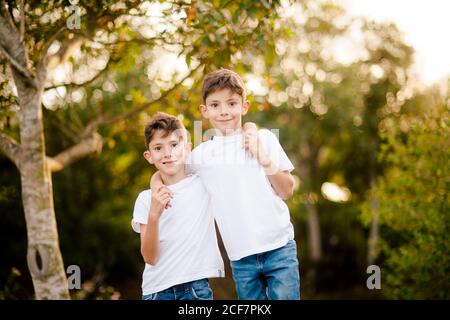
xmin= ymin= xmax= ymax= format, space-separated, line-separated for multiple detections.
xmin=19 ymin=0 xmax=24 ymax=42
xmin=0 ymin=1 xmax=36 ymax=88
xmin=37 ymin=24 xmax=67 ymax=77
xmin=103 ymin=64 xmax=203 ymax=124
xmin=0 ymin=0 xmax=17 ymax=32
xmin=92 ymin=36 xmax=180 ymax=47
xmin=45 ymin=35 xmax=85 ymax=72
xmin=47 ymin=133 xmax=103 ymax=172
xmin=0 ymin=45 xmax=38 ymax=88
xmin=0 ymin=131 xmax=21 ymax=168
xmin=78 ymin=64 xmax=203 ymax=138
xmin=44 ymin=56 xmax=116 ymax=91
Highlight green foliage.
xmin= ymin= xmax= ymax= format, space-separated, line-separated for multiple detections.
xmin=362 ymin=105 xmax=450 ymax=299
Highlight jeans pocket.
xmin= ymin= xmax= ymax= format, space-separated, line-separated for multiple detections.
xmin=191 ymin=282 xmax=213 ymax=300
xmin=143 ymin=292 xmax=158 ymax=300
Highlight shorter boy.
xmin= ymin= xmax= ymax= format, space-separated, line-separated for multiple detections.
xmin=131 ymin=112 xmax=224 ymax=300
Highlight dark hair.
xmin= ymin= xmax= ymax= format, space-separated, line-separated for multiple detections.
xmin=144 ymin=112 xmax=185 ymax=148
xmin=201 ymin=68 xmax=246 ymax=104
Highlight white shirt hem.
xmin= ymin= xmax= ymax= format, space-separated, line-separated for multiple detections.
xmin=142 ymin=268 xmax=225 ymax=295
xmin=228 ymin=237 xmax=294 ymax=261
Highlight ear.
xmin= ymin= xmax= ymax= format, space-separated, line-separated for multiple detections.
xmin=143 ymin=150 xmax=154 ymax=164
xmin=199 ymin=104 xmax=209 ymax=119
xmin=242 ymin=100 xmax=250 ymax=115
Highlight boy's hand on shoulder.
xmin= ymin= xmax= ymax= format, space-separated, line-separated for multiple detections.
xmin=150 ymin=171 xmax=171 ymax=209
xmin=150 ymin=185 xmax=173 ymax=218
xmin=243 ymin=122 xmax=271 ymax=167
xmin=243 ymin=122 xmax=259 ymax=156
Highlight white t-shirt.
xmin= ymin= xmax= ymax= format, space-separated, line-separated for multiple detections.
xmin=188 ymin=129 xmax=295 ymax=261
xmin=131 ymin=174 xmax=225 ymax=295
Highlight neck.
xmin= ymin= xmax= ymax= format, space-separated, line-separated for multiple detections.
xmin=160 ymin=170 xmax=187 ymax=186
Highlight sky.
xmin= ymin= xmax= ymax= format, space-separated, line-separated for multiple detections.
xmin=339 ymin=0 xmax=450 ymax=85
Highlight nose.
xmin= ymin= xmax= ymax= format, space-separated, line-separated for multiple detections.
xmin=219 ymin=104 xmax=229 ymax=116
xmin=162 ymin=146 xmax=172 ymax=158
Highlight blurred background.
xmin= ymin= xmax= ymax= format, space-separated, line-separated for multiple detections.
xmin=0 ymin=0 xmax=448 ymax=299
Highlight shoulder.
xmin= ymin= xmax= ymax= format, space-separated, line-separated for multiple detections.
xmin=258 ymin=128 xmax=280 ymax=144
xmin=135 ymin=189 xmax=151 ymax=204
xmin=190 ymin=140 xmax=213 ymax=164
xmin=192 ymin=140 xmax=213 ymax=153
xmin=258 ymin=128 xmax=274 ymax=138
xmin=183 ymin=173 xmax=206 ymax=191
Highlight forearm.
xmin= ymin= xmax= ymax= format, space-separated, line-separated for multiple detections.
xmin=141 ymin=214 xmax=160 ymax=265
xmin=266 ymin=169 xmax=295 ymax=200
xmin=259 ymin=153 xmax=295 ymax=200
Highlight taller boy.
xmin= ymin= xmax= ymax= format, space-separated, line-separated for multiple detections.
xmin=153 ymin=69 xmax=300 ymax=299
xmin=193 ymin=69 xmax=300 ymax=300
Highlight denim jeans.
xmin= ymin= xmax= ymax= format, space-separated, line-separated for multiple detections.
xmin=142 ymin=279 xmax=213 ymax=300
xmin=230 ymin=240 xmax=300 ymax=300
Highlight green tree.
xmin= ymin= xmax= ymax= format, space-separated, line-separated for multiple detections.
xmin=362 ymin=94 xmax=450 ymax=299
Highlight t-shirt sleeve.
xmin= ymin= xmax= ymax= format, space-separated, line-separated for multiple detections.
xmin=131 ymin=191 xmax=150 ymax=233
xmin=259 ymin=129 xmax=294 ymax=172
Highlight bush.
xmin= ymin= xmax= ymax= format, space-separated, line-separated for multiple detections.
xmin=362 ymin=105 xmax=450 ymax=299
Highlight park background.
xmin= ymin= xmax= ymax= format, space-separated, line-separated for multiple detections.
xmin=0 ymin=0 xmax=448 ymax=299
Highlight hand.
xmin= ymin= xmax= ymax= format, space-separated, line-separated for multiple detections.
xmin=243 ymin=123 xmax=274 ymax=171
xmin=150 ymin=171 xmax=171 ymax=209
xmin=242 ymin=122 xmax=259 ymax=156
xmin=150 ymin=185 xmax=173 ymax=218
xmin=243 ymin=122 xmax=257 ymax=132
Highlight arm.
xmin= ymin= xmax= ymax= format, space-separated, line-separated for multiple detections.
xmin=258 ymin=156 xmax=295 ymax=200
xmin=243 ymin=123 xmax=295 ymax=200
xmin=140 ymin=186 xmax=172 ymax=265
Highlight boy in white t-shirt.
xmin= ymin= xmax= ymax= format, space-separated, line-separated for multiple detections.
xmin=131 ymin=112 xmax=224 ymax=300
xmin=152 ymin=69 xmax=300 ymax=300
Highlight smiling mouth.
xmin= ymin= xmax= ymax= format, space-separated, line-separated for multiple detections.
xmin=162 ymin=160 xmax=177 ymax=165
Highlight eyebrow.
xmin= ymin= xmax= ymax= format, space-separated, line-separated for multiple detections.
xmin=150 ymin=137 xmax=181 ymax=146
xmin=150 ymin=142 xmax=162 ymax=147
xmin=208 ymin=98 xmax=239 ymax=103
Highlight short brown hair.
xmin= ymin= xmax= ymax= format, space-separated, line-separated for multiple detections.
xmin=144 ymin=112 xmax=185 ymax=148
xmin=201 ymin=69 xmax=246 ymax=104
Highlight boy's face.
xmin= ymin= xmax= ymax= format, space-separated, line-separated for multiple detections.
xmin=199 ymin=88 xmax=249 ymax=135
xmin=143 ymin=130 xmax=191 ymax=177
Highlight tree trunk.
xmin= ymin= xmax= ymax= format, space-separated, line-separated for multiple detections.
xmin=367 ymin=137 xmax=379 ymax=266
xmin=296 ymin=142 xmax=322 ymax=262
xmin=367 ymin=177 xmax=379 ymax=266
xmin=306 ymin=200 xmax=322 ymax=261
xmin=15 ymin=75 xmax=69 ymax=299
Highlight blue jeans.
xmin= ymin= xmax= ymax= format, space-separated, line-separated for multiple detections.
xmin=230 ymin=240 xmax=300 ymax=300
xmin=142 ymin=279 xmax=213 ymax=300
